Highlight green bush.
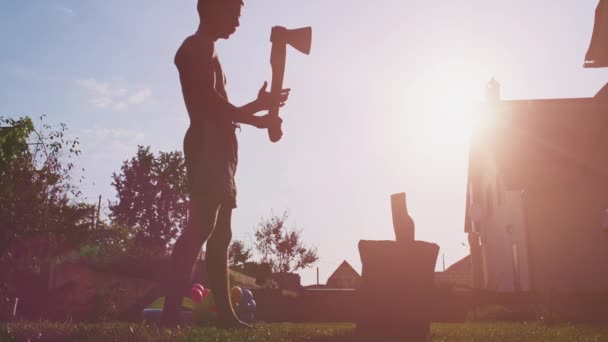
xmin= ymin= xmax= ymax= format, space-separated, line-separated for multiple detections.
xmin=0 ymin=327 xmax=16 ymax=342
xmin=466 ymin=305 xmax=516 ymax=322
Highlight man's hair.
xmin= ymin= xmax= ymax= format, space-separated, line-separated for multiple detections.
xmin=197 ymin=0 xmax=243 ymax=18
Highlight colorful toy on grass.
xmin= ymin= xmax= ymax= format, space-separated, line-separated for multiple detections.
xmin=147 ymin=296 xmax=196 ymax=310
xmin=190 ymin=283 xmax=211 ymax=304
xmin=193 ymin=286 xmax=238 ymax=324
xmin=192 ymin=284 xmax=204 ymax=293
xmin=143 ymin=296 xmax=195 ymax=323
xmin=143 ymin=284 xmax=257 ymax=325
xmin=191 ymin=287 xmax=204 ymax=303
xmin=236 ymin=288 xmax=256 ymax=323
xmin=242 ymin=289 xmax=253 ymax=303
xmin=192 ymin=289 xmax=218 ymax=324
xmin=231 ymin=286 xmax=243 ymax=305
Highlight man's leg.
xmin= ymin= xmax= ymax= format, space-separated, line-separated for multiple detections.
xmin=206 ymin=204 xmax=251 ymax=328
xmin=161 ymin=197 xmax=220 ymax=326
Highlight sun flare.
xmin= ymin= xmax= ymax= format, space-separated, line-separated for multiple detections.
xmin=402 ymin=61 xmax=487 ymax=158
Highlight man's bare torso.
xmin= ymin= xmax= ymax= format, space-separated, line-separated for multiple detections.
xmin=175 ymin=32 xmax=238 ymax=207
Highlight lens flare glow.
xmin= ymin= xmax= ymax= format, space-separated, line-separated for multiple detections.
xmin=401 ymin=61 xmax=487 ymax=159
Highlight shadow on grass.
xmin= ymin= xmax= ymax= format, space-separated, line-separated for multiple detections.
xmin=304 ymin=336 xmax=419 ymax=342
xmin=300 ymin=331 xmax=422 ymax=342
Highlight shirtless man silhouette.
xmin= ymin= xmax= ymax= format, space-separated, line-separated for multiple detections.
xmin=161 ymin=0 xmax=289 ymax=328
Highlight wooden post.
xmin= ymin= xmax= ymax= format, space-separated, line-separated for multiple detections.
xmin=91 ymin=206 xmax=95 ymax=230
xmin=95 ymin=195 xmax=102 ymax=229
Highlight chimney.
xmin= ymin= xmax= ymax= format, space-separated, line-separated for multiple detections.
xmin=485 ymin=78 xmax=501 ymax=103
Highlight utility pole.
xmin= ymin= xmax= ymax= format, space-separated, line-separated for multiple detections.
xmin=95 ymin=195 xmax=102 ymax=229
xmin=91 ymin=206 xmax=95 ymax=230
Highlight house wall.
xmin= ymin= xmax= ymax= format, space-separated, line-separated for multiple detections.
xmin=326 ymin=274 xmax=360 ymax=289
xmin=469 ymin=142 xmax=531 ymax=292
xmin=469 ymin=96 xmax=608 ymax=293
xmin=524 ymin=185 xmax=608 ymax=293
xmin=479 ymin=190 xmax=530 ymax=292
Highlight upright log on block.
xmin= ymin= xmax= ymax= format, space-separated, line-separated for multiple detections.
xmin=391 ymin=192 xmax=415 ymax=242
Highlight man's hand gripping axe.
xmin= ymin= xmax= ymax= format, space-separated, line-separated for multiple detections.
xmin=267 ymin=26 xmax=312 ymax=142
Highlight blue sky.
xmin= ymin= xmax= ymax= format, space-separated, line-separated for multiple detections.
xmin=2 ymin=0 xmax=608 ymax=285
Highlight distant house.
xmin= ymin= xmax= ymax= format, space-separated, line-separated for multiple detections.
xmin=435 ymin=255 xmax=473 ymax=290
xmin=465 ymin=82 xmax=608 ymax=293
xmin=326 ymin=261 xmax=361 ymax=289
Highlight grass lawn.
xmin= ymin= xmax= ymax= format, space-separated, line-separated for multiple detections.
xmin=2 ymin=322 xmax=608 ymax=342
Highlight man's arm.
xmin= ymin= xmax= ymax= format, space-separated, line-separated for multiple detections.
xmin=239 ymin=81 xmax=291 ymax=124
xmin=213 ymin=91 xmax=262 ymax=127
xmin=177 ymin=37 xmax=289 ymax=128
xmin=197 ymin=80 xmax=291 ymax=128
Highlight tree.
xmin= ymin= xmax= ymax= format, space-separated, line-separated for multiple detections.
xmin=228 ymin=240 xmax=252 ymax=268
xmin=0 ymin=115 xmax=94 ymax=274
xmin=109 ymin=146 xmax=188 ymax=255
xmin=254 ymin=211 xmax=319 ymax=274
xmin=0 ymin=116 xmax=34 ymax=173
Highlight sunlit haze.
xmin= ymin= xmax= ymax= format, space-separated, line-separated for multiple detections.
xmin=2 ymin=0 xmax=608 ymax=285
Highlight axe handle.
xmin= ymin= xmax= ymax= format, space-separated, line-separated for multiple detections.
xmin=268 ymin=43 xmax=286 ymax=143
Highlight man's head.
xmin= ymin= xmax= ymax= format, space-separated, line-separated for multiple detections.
xmin=198 ymin=0 xmax=243 ymax=39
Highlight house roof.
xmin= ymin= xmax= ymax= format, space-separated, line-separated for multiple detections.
xmin=495 ymin=96 xmax=608 ymax=189
xmin=326 ymin=260 xmax=360 ymax=284
xmin=445 ymin=255 xmax=471 ymax=273
xmin=464 ymin=91 xmax=608 ymax=232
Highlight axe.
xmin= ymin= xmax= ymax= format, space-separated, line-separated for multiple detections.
xmin=267 ymin=26 xmax=312 ymax=142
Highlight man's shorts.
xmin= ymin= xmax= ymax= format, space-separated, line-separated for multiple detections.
xmin=183 ymin=122 xmax=238 ymax=208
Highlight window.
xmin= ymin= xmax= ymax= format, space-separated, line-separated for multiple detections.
xmin=472 ymin=219 xmax=480 ymax=233
xmin=469 ymin=183 xmax=475 ymax=204
xmin=496 ymin=175 xmax=504 ymax=206
xmin=511 ymin=243 xmax=521 ymax=292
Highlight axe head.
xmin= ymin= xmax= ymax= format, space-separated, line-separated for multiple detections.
xmin=271 ymin=26 xmax=312 ymax=55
